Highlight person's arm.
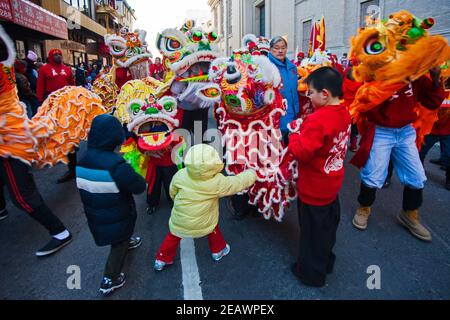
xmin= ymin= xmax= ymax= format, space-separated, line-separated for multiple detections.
xmin=36 ymin=67 xmax=46 ymax=102
xmin=288 ymin=117 xmax=325 ymax=164
xmin=416 ymin=71 xmax=445 ymax=110
xmin=111 ymin=160 xmax=147 ymax=194
xmin=169 ymin=173 xmax=180 ymax=200
xmin=216 ymin=170 xmax=257 ymax=197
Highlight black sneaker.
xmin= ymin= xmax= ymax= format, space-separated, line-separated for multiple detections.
xmin=0 ymin=209 xmax=8 ymax=221
xmin=146 ymin=206 xmax=157 ymax=215
xmin=35 ymin=233 xmax=73 ymax=257
xmin=56 ymin=171 xmax=75 ymax=184
xmin=99 ymin=273 xmax=126 ymax=296
xmin=128 ymin=237 xmax=142 ymax=250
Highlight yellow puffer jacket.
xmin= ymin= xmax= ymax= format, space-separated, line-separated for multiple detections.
xmin=168 ymin=144 xmax=257 ymax=238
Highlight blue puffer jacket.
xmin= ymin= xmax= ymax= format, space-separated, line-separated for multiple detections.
xmin=268 ymin=53 xmax=300 ymax=133
xmin=76 ymin=114 xmax=146 ymax=246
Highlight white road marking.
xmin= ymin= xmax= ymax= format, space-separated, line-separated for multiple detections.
xmin=180 ymin=238 xmax=203 ymax=300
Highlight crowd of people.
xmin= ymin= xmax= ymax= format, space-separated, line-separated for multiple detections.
xmin=12 ymin=51 xmax=167 ymax=120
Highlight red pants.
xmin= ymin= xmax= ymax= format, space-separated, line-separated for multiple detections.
xmin=156 ymin=225 xmax=227 ymax=263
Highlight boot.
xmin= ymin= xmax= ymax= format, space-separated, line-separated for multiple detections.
xmin=397 ymin=210 xmax=432 ymax=242
xmin=350 ymin=136 xmax=358 ymax=152
xmin=352 ymin=206 xmax=371 ymax=230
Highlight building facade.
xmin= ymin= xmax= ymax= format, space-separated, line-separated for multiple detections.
xmin=41 ymin=0 xmax=107 ymax=66
xmin=209 ymin=0 xmax=450 ymax=58
xmin=0 ymin=0 xmax=69 ymax=62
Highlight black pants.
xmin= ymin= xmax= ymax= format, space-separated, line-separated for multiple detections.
xmin=0 ymin=157 xmax=66 ymax=235
xmin=231 ymin=193 xmax=250 ymax=214
xmin=296 ymin=197 xmax=340 ymax=287
xmin=351 ymin=123 xmax=359 ymax=138
xmin=358 ymin=182 xmax=423 ymax=211
xmin=182 ymin=108 xmax=209 ymax=137
xmin=104 ymin=240 xmax=129 ymax=279
xmin=147 ymin=165 xmax=178 ymax=207
xmin=67 ymin=151 xmax=77 ymax=173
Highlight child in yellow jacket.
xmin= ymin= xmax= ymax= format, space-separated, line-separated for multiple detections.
xmin=154 ymin=144 xmax=257 ymax=271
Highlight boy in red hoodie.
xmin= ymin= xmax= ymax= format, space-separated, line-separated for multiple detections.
xmin=288 ymin=67 xmax=351 ymax=287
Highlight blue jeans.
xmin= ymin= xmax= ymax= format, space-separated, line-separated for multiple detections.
xmin=361 ymin=125 xmax=427 ymax=189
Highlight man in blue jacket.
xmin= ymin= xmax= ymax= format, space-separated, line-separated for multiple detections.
xmin=268 ymin=36 xmax=300 ymax=142
xmin=76 ymin=114 xmax=147 ymax=296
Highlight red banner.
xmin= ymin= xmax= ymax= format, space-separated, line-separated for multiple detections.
xmin=8 ymin=0 xmax=68 ymax=39
xmin=0 ymin=0 xmax=13 ymax=21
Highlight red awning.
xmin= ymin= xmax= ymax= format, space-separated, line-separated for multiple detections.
xmin=1 ymin=0 xmax=68 ymax=40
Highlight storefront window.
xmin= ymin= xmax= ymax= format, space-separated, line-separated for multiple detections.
xmin=15 ymin=40 xmax=26 ymax=59
xmin=64 ymin=0 xmax=93 ymax=18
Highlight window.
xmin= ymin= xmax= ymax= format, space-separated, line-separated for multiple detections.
xmin=64 ymin=0 xmax=93 ymax=18
xmin=257 ymin=3 xmax=265 ymax=37
xmin=220 ymin=0 xmax=224 ymax=35
xmin=360 ymin=0 xmax=380 ymax=28
xmin=15 ymin=40 xmax=26 ymax=59
xmin=213 ymin=7 xmax=218 ymax=31
xmin=302 ymin=20 xmax=311 ymax=54
xmin=226 ymin=0 xmax=232 ymax=35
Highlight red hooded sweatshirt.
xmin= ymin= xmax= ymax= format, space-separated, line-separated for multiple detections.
xmin=36 ymin=49 xmax=74 ymax=102
xmin=289 ymin=104 xmax=351 ymax=206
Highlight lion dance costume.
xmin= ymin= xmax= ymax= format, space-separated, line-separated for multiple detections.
xmin=93 ymin=27 xmax=153 ymax=112
xmin=198 ymin=44 xmax=298 ymax=221
xmin=349 ymin=11 xmax=449 ymax=241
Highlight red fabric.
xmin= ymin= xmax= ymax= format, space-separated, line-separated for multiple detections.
xmin=207 ymin=225 xmax=227 ymax=254
xmin=349 ymin=122 xmax=376 ymax=169
xmin=297 ymin=94 xmax=314 ymax=120
xmin=115 ymin=67 xmax=133 ymax=89
xmin=155 ymin=232 xmax=181 ymax=263
xmin=156 ymin=225 xmax=226 ymax=263
xmin=36 ymin=49 xmax=74 ymax=102
xmin=365 ymin=76 xmax=445 ymax=128
xmin=431 ymin=94 xmax=450 ymax=135
xmin=342 ymin=77 xmax=363 ymax=109
xmin=150 ymin=63 xmax=164 ymax=80
xmin=288 ymin=104 xmax=351 ymax=206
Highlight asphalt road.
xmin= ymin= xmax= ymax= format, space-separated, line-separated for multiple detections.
xmin=1 ymin=121 xmax=449 ymax=300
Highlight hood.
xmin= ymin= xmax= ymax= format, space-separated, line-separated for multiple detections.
xmin=47 ymin=49 xmax=62 ymax=65
xmin=88 ymin=114 xmax=125 ymax=151
xmin=184 ymin=144 xmax=224 ymax=180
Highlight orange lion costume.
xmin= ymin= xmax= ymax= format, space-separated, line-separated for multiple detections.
xmin=0 ymin=26 xmax=106 ymax=167
xmin=349 ymin=10 xmax=450 ymax=168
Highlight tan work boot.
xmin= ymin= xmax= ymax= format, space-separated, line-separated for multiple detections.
xmin=352 ymin=206 xmax=371 ymax=230
xmin=397 ymin=210 xmax=432 ymax=242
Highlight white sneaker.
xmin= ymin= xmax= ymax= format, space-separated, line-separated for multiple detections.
xmin=154 ymin=259 xmax=173 ymax=271
xmin=211 ymin=244 xmax=230 ymax=262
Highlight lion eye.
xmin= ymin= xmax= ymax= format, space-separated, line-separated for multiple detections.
xmin=166 ymin=38 xmax=181 ymax=51
xmin=364 ymin=37 xmax=385 ymax=55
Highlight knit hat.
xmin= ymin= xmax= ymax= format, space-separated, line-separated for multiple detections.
xmin=27 ymin=50 xmax=38 ymax=62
